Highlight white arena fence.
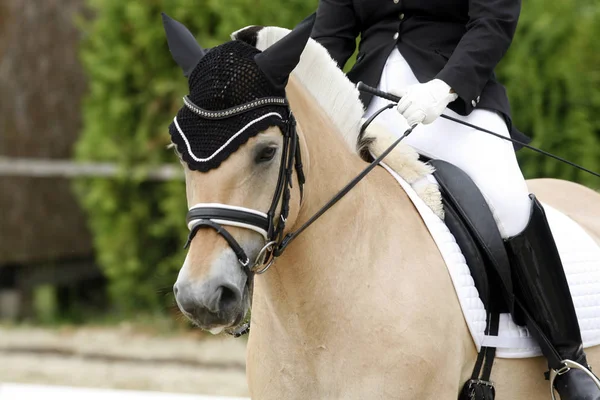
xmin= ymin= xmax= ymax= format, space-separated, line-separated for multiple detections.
xmin=0 ymin=157 xmax=183 ymax=180
xmin=0 ymin=383 xmax=250 ymax=400
xmin=0 ymin=160 xmax=242 ymax=397
xmin=0 ymin=159 xmax=244 ymax=399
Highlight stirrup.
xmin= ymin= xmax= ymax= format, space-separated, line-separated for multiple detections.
xmin=549 ymin=359 xmax=600 ymax=400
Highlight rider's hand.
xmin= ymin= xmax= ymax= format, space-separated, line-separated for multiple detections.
xmin=391 ymin=79 xmax=458 ymax=126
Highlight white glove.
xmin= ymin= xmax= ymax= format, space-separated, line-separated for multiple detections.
xmin=392 ymin=79 xmax=458 ymax=126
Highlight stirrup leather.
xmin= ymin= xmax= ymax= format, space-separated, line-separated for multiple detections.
xmin=550 ymin=360 xmax=600 ymax=400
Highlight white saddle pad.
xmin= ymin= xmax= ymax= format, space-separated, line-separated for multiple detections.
xmin=379 ymin=161 xmax=600 ymax=359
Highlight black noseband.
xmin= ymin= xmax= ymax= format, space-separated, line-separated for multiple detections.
xmin=182 ymin=108 xmax=303 ymax=274
xmin=184 ymin=203 xmax=272 ymax=271
xmin=184 ymin=219 xmax=250 ymax=268
xmin=186 ymin=205 xmax=270 ymax=240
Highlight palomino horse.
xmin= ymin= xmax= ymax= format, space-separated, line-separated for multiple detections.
xmin=163 ymin=14 xmax=600 ymax=399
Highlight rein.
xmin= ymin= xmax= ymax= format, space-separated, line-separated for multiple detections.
xmin=269 ymin=82 xmax=600 ymax=260
xmin=274 ymin=106 xmax=412 ymax=256
xmin=183 ymin=102 xmax=411 ymax=267
xmin=187 ymin=81 xmax=599 ymax=337
xmin=179 ymin=70 xmax=600 ymax=398
xmin=356 ymin=82 xmax=600 ymax=180
xmin=180 ymin=93 xmax=409 ymax=336
xmin=188 ymin=79 xmax=600 ymax=271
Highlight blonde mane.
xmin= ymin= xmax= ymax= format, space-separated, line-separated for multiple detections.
xmin=232 ymin=25 xmax=443 ymax=218
xmin=249 ymin=26 xmax=365 ymax=152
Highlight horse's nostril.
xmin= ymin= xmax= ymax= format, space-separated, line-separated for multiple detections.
xmin=207 ymin=284 xmax=240 ymax=313
xmin=219 ymin=285 xmax=239 ymax=311
xmin=173 ymin=284 xmax=179 ymax=296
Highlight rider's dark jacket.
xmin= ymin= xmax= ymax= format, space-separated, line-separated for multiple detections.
xmin=311 ymin=0 xmax=529 ymax=147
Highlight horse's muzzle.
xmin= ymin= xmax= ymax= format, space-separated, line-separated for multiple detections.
xmin=174 ymin=277 xmax=246 ymax=328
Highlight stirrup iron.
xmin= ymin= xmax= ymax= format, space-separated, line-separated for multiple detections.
xmin=550 ymin=360 xmax=600 ymax=400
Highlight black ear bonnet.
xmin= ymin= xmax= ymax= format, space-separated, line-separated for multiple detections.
xmin=168 ymin=41 xmax=289 ymax=172
xmin=163 ymin=13 xmax=315 ymax=172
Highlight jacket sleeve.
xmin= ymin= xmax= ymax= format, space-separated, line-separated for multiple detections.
xmin=311 ymin=0 xmax=360 ymax=70
xmin=435 ymin=0 xmax=521 ymax=109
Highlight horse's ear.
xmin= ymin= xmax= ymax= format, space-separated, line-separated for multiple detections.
xmin=231 ymin=25 xmax=264 ymax=47
xmin=161 ymin=12 xmax=206 ymax=77
xmin=254 ymin=12 xmax=316 ymax=90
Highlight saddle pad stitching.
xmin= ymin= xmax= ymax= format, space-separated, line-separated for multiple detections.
xmin=378 ymin=161 xmax=600 ymax=358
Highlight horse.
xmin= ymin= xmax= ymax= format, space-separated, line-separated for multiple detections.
xmin=163 ymin=15 xmax=600 ymax=399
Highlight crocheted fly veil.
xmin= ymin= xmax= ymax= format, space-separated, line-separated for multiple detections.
xmin=169 ymin=42 xmax=288 ymax=171
xmin=162 ymin=13 xmax=316 ymax=172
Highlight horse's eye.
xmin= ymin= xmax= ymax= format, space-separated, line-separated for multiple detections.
xmin=256 ymin=146 xmax=277 ymax=163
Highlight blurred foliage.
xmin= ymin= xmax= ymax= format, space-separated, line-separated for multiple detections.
xmin=496 ymin=0 xmax=600 ymax=188
xmin=74 ymin=0 xmax=319 ymax=314
xmin=75 ymin=0 xmax=599 ymax=315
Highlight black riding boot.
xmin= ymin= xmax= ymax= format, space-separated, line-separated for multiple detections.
xmin=504 ymin=194 xmax=600 ymax=400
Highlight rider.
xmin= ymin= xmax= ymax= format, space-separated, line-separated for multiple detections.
xmin=311 ymin=0 xmax=599 ymax=398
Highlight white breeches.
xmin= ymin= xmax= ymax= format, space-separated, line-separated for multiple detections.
xmin=364 ymin=48 xmax=531 ymax=238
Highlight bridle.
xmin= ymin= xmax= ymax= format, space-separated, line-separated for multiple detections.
xmin=182 ymin=83 xmax=600 ymax=282
xmin=180 ymin=92 xmax=411 ymax=337
xmin=180 ymin=78 xmax=600 ymax=391
xmin=183 ymin=95 xmax=306 ymax=277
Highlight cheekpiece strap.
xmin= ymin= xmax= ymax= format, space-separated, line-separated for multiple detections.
xmin=183 ymin=95 xmax=288 ymax=120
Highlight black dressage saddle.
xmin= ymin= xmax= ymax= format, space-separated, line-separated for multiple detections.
xmin=423 ymin=158 xmax=516 ymax=318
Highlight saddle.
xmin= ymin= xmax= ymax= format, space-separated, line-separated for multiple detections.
xmin=418 ymin=158 xmax=513 ymax=315
xmin=421 ymin=158 xmax=518 ymax=399
xmin=375 ymin=151 xmax=600 ymax=400
xmin=426 ymin=159 xmax=515 ymax=317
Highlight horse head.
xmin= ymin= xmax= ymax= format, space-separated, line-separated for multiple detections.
xmin=162 ymin=13 xmax=314 ymax=333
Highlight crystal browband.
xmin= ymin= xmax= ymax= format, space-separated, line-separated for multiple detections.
xmin=183 ymin=95 xmax=288 ymax=120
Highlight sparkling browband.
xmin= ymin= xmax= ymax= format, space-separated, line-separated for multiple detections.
xmin=183 ymin=95 xmax=288 ymax=120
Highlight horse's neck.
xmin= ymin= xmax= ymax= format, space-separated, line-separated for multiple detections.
xmin=251 ymin=79 xmax=418 ymax=339
xmin=246 ymin=79 xmax=474 ymax=398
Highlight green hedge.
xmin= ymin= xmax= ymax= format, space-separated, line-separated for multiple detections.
xmin=75 ymin=0 xmax=599 ymax=315
xmin=497 ymin=0 xmax=600 ymax=188
xmin=75 ymin=0 xmax=320 ymax=314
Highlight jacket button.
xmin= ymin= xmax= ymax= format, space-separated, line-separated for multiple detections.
xmin=399 ymin=13 xmax=405 ymax=20
xmin=476 ymin=95 xmax=481 ymax=103
xmin=393 ymin=32 xmax=399 ymax=40
xmin=471 ymin=100 xmax=477 ymax=107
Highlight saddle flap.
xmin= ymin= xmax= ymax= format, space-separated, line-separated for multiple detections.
xmin=429 ymin=159 xmax=514 ymax=312
xmin=443 ymin=198 xmax=491 ymax=309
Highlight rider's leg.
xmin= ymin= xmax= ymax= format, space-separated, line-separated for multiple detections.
xmin=364 ymin=48 xmax=600 ymax=399
xmin=364 ymin=49 xmax=530 ymax=238
xmin=504 ymin=194 xmax=600 ymax=399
